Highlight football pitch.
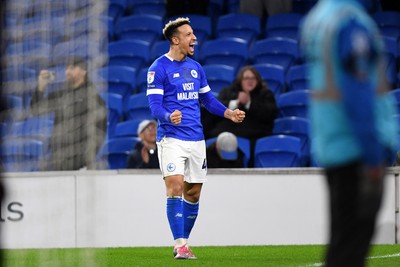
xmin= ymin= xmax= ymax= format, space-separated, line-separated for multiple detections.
xmin=1 ymin=244 xmax=400 ymax=267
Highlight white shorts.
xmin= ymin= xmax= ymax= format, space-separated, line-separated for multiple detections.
xmin=157 ymin=137 xmax=207 ymax=183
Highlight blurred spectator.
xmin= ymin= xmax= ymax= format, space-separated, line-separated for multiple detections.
xmin=166 ymin=0 xmax=209 ymax=18
xmin=30 ymin=56 xmax=107 ymax=171
xmin=202 ymin=65 xmax=278 ymax=166
xmin=240 ymin=0 xmax=292 ymax=22
xmin=206 ymin=132 xmax=244 ymax=168
xmin=127 ymin=119 xmax=159 ymax=169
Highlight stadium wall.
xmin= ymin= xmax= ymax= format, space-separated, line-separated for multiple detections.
xmin=0 ymin=168 xmax=399 ymax=249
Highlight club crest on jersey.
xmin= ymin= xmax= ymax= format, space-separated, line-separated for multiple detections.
xmin=191 ymin=70 xmax=198 ymax=78
xmin=147 ymin=71 xmax=155 ymax=84
xmin=167 ymin=163 xmax=176 ymax=172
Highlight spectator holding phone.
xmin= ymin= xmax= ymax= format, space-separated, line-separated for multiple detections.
xmin=30 ymin=56 xmax=107 ymax=171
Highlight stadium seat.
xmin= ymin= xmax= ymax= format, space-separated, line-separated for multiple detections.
xmin=206 ymin=136 xmax=251 ymax=167
xmin=286 ymin=64 xmax=310 ymax=92
xmin=97 ymin=137 xmax=141 ymax=169
xmin=252 ymin=63 xmax=285 ymax=98
xmin=22 ymin=114 xmax=54 ymax=141
xmin=203 ymin=64 xmax=235 ymax=94
xmin=227 ymin=0 xmax=240 ymax=14
xmin=372 ymin=11 xmax=400 ymax=40
xmin=124 ymin=92 xmax=153 ymax=121
xmin=150 ymin=40 xmax=170 ymax=62
xmin=95 ymin=66 xmax=137 ymax=104
xmin=0 ymin=138 xmax=48 ymax=172
xmin=6 ymin=41 xmax=52 ymax=72
xmin=216 ymin=13 xmax=261 ymax=47
xmin=277 ymin=90 xmax=310 ymax=118
xmin=115 ymin=14 xmax=163 ymax=46
xmin=68 ymin=15 xmax=114 ymax=41
xmin=130 ymin=0 xmax=166 ymax=19
xmin=114 ymin=119 xmax=142 ymax=138
xmin=167 ymin=14 xmax=212 ymax=49
xmin=272 ymin=116 xmax=311 ymax=166
xmin=249 ymin=37 xmax=300 ymax=72
xmin=199 ymin=37 xmax=249 ymax=75
xmin=265 ymin=13 xmax=304 ymax=40
xmin=109 ymin=0 xmax=128 ymax=21
xmin=52 ymin=39 xmax=104 ymax=66
xmin=99 ymin=92 xmax=124 ymax=138
xmin=108 ymin=39 xmax=150 ymax=71
xmin=254 ymin=135 xmax=302 ymax=168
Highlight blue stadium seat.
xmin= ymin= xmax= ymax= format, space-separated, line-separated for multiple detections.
xmin=286 ymin=64 xmax=310 ymax=92
xmin=97 ymin=137 xmax=141 ymax=169
xmin=167 ymin=14 xmax=212 ymax=49
xmin=124 ymin=92 xmax=153 ymax=121
xmin=200 ymin=37 xmax=248 ymax=75
xmin=130 ymin=0 xmax=166 ymax=19
xmin=23 ymin=115 xmax=54 ymax=141
xmin=372 ymin=11 xmax=400 ymax=40
xmin=99 ymin=92 xmax=124 ymax=138
xmin=115 ymin=14 xmax=163 ymax=46
xmin=108 ymin=39 xmax=150 ymax=71
xmin=95 ymin=66 xmax=137 ymax=104
xmin=52 ymin=39 xmax=104 ymax=66
xmin=6 ymin=41 xmax=52 ymax=72
xmin=265 ymin=13 xmax=304 ymax=40
xmin=109 ymin=0 xmax=128 ymax=21
xmin=277 ymin=90 xmax=310 ymax=118
xmin=150 ymin=40 xmax=170 ymax=62
xmin=254 ymin=135 xmax=301 ymax=168
xmin=203 ymin=64 xmax=236 ymax=94
xmin=216 ymin=13 xmax=261 ymax=47
xmin=250 ymin=37 xmax=300 ymax=72
xmin=68 ymin=15 xmax=114 ymax=41
xmin=272 ymin=116 xmax=311 ymax=167
xmin=114 ymin=119 xmax=142 ymax=138
xmin=206 ymin=136 xmax=251 ymax=167
xmin=0 ymin=138 xmax=48 ymax=172
xmin=227 ymin=0 xmax=240 ymax=14
xmin=252 ymin=63 xmax=285 ymax=98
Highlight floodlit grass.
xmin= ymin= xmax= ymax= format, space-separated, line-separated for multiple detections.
xmin=1 ymin=244 xmax=400 ymax=267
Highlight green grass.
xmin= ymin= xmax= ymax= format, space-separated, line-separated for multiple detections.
xmin=1 ymin=244 xmax=400 ymax=267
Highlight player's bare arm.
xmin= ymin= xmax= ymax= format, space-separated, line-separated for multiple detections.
xmin=224 ymin=109 xmax=245 ymax=123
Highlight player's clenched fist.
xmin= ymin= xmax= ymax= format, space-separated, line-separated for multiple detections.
xmin=170 ymin=110 xmax=182 ymax=125
xmin=224 ymin=109 xmax=245 ymax=123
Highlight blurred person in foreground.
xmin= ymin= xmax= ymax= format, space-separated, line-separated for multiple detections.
xmin=127 ymin=119 xmax=159 ymax=169
xmin=301 ymin=0 xmax=399 ymax=266
xmin=147 ymin=17 xmax=245 ymax=259
xmin=30 ymin=56 xmax=107 ymax=171
xmin=206 ymin=132 xmax=244 ymax=168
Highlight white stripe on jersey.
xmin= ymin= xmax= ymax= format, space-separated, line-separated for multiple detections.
xmin=147 ymin=88 xmax=164 ymax=95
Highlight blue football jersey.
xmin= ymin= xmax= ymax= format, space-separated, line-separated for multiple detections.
xmin=147 ymin=54 xmax=217 ymax=142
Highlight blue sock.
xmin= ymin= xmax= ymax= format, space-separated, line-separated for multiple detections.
xmin=183 ymin=199 xmax=199 ymax=239
xmin=166 ymin=197 xmax=183 ymax=240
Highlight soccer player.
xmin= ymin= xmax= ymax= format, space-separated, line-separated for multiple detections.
xmin=301 ymin=0 xmax=398 ymax=266
xmin=146 ymin=17 xmax=246 ymax=259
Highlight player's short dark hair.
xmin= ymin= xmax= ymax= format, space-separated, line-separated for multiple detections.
xmin=163 ymin=17 xmax=190 ymax=42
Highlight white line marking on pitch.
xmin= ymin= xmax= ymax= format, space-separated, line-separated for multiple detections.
xmin=301 ymin=252 xmax=400 ymax=267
